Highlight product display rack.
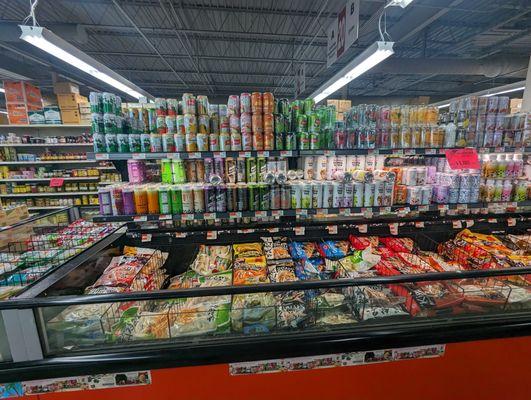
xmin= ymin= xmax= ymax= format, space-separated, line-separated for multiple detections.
xmin=0 ymin=143 xmax=93 ymax=148
xmin=0 ymin=177 xmax=100 ymax=182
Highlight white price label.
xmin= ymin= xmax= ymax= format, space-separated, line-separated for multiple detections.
xmin=358 ymin=224 xmax=368 ymax=233
xmin=414 ymin=221 xmax=425 ymax=228
xmin=392 ymin=149 xmax=403 ymax=155
xmin=380 ymin=206 xmax=391 ymax=213
xmin=229 ymin=212 xmax=242 ymax=219
xmin=507 ymin=218 xmax=516 ymax=227
xmin=508 ymin=202 xmax=518 ymax=208
xmin=294 ymin=226 xmax=305 ymax=236
xmin=327 ymin=225 xmax=338 ymax=234
xmin=296 ymin=208 xmax=308 ymax=216
xmin=425 ymin=149 xmax=436 ymax=155
xmin=257 ymin=151 xmax=269 ymax=157
xmin=418 ymin=205 xmax=429 ymax=212
xmin=95 ymin=153 xmax=109 ymax=160
xmin=457 ymin=204 xmax=468 ymax=210
xmin=452 ymin=220 xmax=462 ymax=229
xmin=271 ymin=210 xmax=284 ymax=217
xmin=141 ymin=233 xmax=152 ymax=242
xmin=237 ymin=228 xmax=255 ymax=234
xmin=267 ymin=227 xmax=280 ymax=233
xmin=447 ymin=209 xmax=458 ymax=216
xmin=181 ymin=214 xmax=195 ymax=221
xmin=466 ymin=219 xmax=474 ymax=227
xmin=173 ymin=232 xmax=187 ymax=238
xmin=340 ymin=208 xmax=351 ymax=216
xmin=240 ymin=151 xmax=252 ymax=158
xmin=324 ymin=150 xmax=335 ymax=156
xmin=133 ymin=216 xmax=147 ymax=222
xmin=159 ymin=214 xmax=172 ymax=220
xmin=389 ymin=223 xmax=399 ymax=235
xmin=168 ymin=153 xmax=181 ymax=159
xmin=478 ymin=148 xmax=488 ymax=154
xmin=280 ymin=151 xmax=292 ymax=157
xmin=206 ymin=231 xmax=218 ymax=240
xmin=213 ymin=152 xmax=226 ymax=158
xmin=255 ymin=211 xmax=267 ymax=218
xmin=405 ymin=149 xmax=416 ymax=155
xmin=363 ymin=210 xmax=373 ymax=218
xmin=188 ymin=152 xmax=201 ymax=159
xmin=495 ymin=147 xmax=505 ymax=153
xmin=368 ymin=149 xmax=379 ymax=155
xmin=317 ymin=208 xmax=329 ymax=215
xmin=203 ymin=212 xmax=216 ymax=220
xmin=132 ymin=153 xmax=146 ymax=159
xmin=488 ymin=218 xmax=497 ymax=224
xmin=437 ymin=204 xmax=449 ymax=210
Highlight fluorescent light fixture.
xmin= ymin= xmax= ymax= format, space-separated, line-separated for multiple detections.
xmin=483 ymin=86 xmax=525 ymax=97
xmin=0 ymin=110 xmax=7 ymax=114
xmin=0 ymin=88 xmax=4 ymax=93
xmin=19 ymin=25 xmax=153 ymax=100
xmin=437 ymin=103 xmax=450 ymax=109
xmin=312 ymin=41 xmax=394 ymax=104
xmin=388 ymin=0 xmax=414 ymax=8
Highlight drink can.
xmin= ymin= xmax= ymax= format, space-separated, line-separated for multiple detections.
xmin=133 ymin=186 xmax=148 ymax=214
xmin=309 ymin=133 xmax=320 ymax=150
xmin=280 ymin=184 xmax=291 ymax=209
xmin=373 ymin=180 xmax=385 ymax=206
xmin=252 ymin=132 xmax=264 ymax=151
xmin=104 ymin=133 xmax=117 ymax=153
xmin=263 ymin=92 xmax=274 ymax=114
xmin=98 ymin=188 xmax=112 ymax=215
xmin=301 ymin=183 xmax=312 ymax=208
xmin=257 ymin=157 xmax=267 ymax=182
xmin=303 ymin=156 xmax=315 ymax=180
xmin=184 ymin=114 xmax=197 ymax=135
xmin=90 ymin=92 xmax=103 ymax=113
xmin=277 ymin=99 xmax=290 ymax=116
xmin=103 ymin=113 xmax=116 ymax=134
xmin=249 ymin=183 xmax=260 ymax=211
xmin=274 ymin=114 xmax=285 ymax=134
xmin=172 ymin=159 xmax=186 ymax=184
xmin=191 ymin=185 xmax=204 ymax=213
xmin=394 ymin=184 xmax=408 ymax=204
xmin=240 ymin=93 xmax=251 ymax=114
xmin=161 ymin=134 xmax=175 ymax=152
xmin=149 ymin=133 xmax=162 ymax=152
xmin=353 ymin=182 xmax=364 ymax=207
xmin=226 ymin=183 xmax=237 ymax=211
xmin=231 ymin=133 xmax=243 ymax=151
xmin=236 ymin=157 xmax=246 ymax=183
xmin=276 ymin=158 xmax=288 ymax=173
xmin=241 ymin=112 xmax=252 ymax=135
xmin=421 ymin=186 xmax=432 ymax=205
xmin=343 ymin=182 xmax=354 ymax=207
xmin=176 ymin=115 xmax=185 ymax=135
xmin=91 ymin=113 xmax=104 ymax=135
xmin=170 ymin=185 xmax=182 ymax=214
xmin=285 ymin=132 xmax=296 ymax=150
xmin=185 ymin=133 xmax=197 ymax=152
xmin=241 ymin=132 xmax=252 ymax=150
xmin=332 ymin=182 xmax=344 ymax=208
xmin=158 ymin=185 xmax=172 ymax=214
xmin=459 ymin=173 xmax=472 ymax=189
xmin=252 ymin=113 xmax=263 ymax=134
xmin=196 ymin=133 xmax=208 ymax=151
xmin=263 ymin=113 xmax=274 ymax=131
xmin=290 ymin=182 xmax=302 ymax=209
xmin=165 ymin=115 xmax=176 ymax=134
xmin=458 ymin=188 xmax=470 ymax=204
xmin=196 ymin=95 xmax=208 ymax=115
xmin=198 ymin=115 xmax=210 ymax=134
xmin=383 ymin=181 xmax=394 ymax=206
xmin=251 ymin=92 xmax=263 ymax=114
xmin=264 ymin=131 xmax=274 ymax=150
xmin=403 ymin=168 xmax=417 ymax=186
xmin=322 ymin=181 xmax=334 ymax=208
xmin=216 ymin=184 xmax=227 ymax=212
xmin=93 ymin=133 xmax=106 ymax=153
xmin=448 ymin=187 xmax=459 ymax=203
xmin=237 ymin=183 xmax=248 ymax=211
xmin=246 ymin=157 xmax=257 ymax=183
xmin=181 ymin=185 xmax=194 ymax=213
xmin=182 ymin=93 xmax=196 ymax=115
xmin=219 ymin=133 xmax=231 ymax=151
xmin=147 ymin=109 xmax=157 ymax=134
xmin=259 ymin=183 xmax=270 ymax=211
xmin=228 ymin=95 xmax=240 ymax=116
xmin=195 ymin=160 xmax=205 ymax=182
xmin=311 ymin=182 xmax=323 ymax=208
xmin=406 ymin=186 xmax=422 ymax=205
xmin=219 ymin=116 xmax=230 ymax=134
xmin=270 ymin=184 xmax=280 ymax=210
xmin=304 ymin=98 xmax=315 ymax=115
xmin=202 ymin=158 xmax=214 ymax=183
xmin=415 ymin=167 xmax=427 ymax=185
xmin=167 ymin=99 xmax=178 ymax=116
xmin=223 ymin=157 xmax=236 ymax=183
xmin=296 ymin=114 xmax=308 ymax=132
xmin=161 ymin=159 xmax=173 ymax=183
xmin=174 ymin=134 xmax=185 ymax=152
xmin=116 ymin=134 xmax=129 ymax=153
xmin=298 ymin=132 xmax=310 ymax=150
xmin=128 ymin=134 xmax=141 ymax=152
xmin=209 ymin=133 xmax=220 ymax=151
xmin=363 ymin=183 xmax=375 ymax=207
xmin=185 ymin=160 xmax=198 ymax=183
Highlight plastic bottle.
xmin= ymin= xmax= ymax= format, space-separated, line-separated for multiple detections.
xmin=513 ymin=179 xmax=528 ymax=202
xmin=501 ymin=180 xmax=513 ymax=202
xmin=495 ymin=154 xmax=507 ymax=178
xmin=505 ymin=154 xmax=515 ymax=178
xmin=444 ymin=121 xmax=456 ymax=148
xmin=485 ymin=154 xmax=498 ymax=178
xmin=512 ymin=153 xmax=524 ymax=178
xmin=493 ymin=180 xmax=503 ymax=201
xmin=485 ymin=179 xmax=496 ymax=202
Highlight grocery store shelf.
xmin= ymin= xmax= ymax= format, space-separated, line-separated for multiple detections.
xmin=27 ymin=206 xmax=68 ymax=210
xmin=0 ymin=124 xmax=90 ymax=128
xmin=0 ymin=191 xmax=98 ymax=197
xmin=87 ymin=146 xmax=531 ymax=160
xmin=91 ymin=200 xmax=531 ymax=222
xmin=0 ymin=177 xmax=100 ymax=182
xmin=98 ymin=181 xmax=122 ymax=185
xmin=0 ymin=160 xmax=95 ymax=165
xmin=0 ymin=143 xmax=92 ymax=147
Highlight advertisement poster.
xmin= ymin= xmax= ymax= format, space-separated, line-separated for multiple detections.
xmin=0 ymin=383 xmax=23 ymax=398
xmin=229 ymin=345 xmax=445 ymax=375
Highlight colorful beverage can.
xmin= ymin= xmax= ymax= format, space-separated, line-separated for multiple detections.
xmin=249 ymin=183 xmax=260 ymax=211
xmin=373 ymin=180 xmax=385 ymax=206
xmin=251 ymin=92 xmax=263 ymax=114
xmin=105 ymin=134 xmax=118 ymax=152
xmin=383 ymin=181 xmax=395 ymax=206
xmin=343 ymin=182 xmax=354 ymax=207
xmin=353 ymin=182 xmax=364 ymax=207
xmin=174 ymin=134 xmax=185 ymax=152
xmin=98 ymin=188 xmax=112 ymax=215
xmin=192 ymin=185 xmax=205 ymax=212
xmin=448 ymin=187 xmax=459 ymax=203
xmin=332 ymin=182 xmax=344 ymax=208
xmin=196 ymin=133 xmax=209 ymax=151
xmin=146 ymin=186 xmax=160 ymax=214
xmin=270 ymin=184 xmax=280 ymax=210
xmin=158 ymin=185 xmax=172 ymax=214
xmin=240 ymin=93 xmax=252 ymax=114
xmin=165 ymin=116 xmax=176 ymax=134
xmin=252 ymin=132 xmax=264 ymax=151
xmin=128 ymin=134 xmax=141 ymax=152
xmin=134 ymin=186 xmax=148 ymax=214
xmin=246 ymin=157 xmax=257 ymax=183
xmin=406 ymin=186 xmax=422 ymax=206
xmin=252 ymin=113 xmax=263 ymax=134
xmin=140 ymin=133 xmax=151 ymax=152
xmin=203 ymin=185 xmax=215 ymax=212
xmin=237 ymin=183 xmax=248 ymax=211
xmin=231 ymin=133 xmax=243 ymax=151
xmin=421 ymin=186 xmax=432 ymax=205
xmin=161 ymin=134 xmax=175 ymax=152
xmin=228 ymin=95 xmax=240 ymax=116
xmin=363 ymin=183 xmax=375 ymax=207
xmin=219 ymin=133 xmax=231 ymax=151
xmin=263 ymin=92 xmax=274 ymax=114
xmin=236 ymin=157 xmax=246 ymax=183
xmin=116 ymin=134 xmax=129 ymax=153
xmin=198 ymin=114 xmax=210 ymax=134
xmin=214 ymin=158 xmax=225 ymax=181
xmin=322 ymin=182 xmax=334 ymax=208
xmin=296 ymin=114 xmax=308 ymax=132
xmin=216 ymin=184 xmax=227 ymax=212
xmin=209 ymin=133 xmax=220 ymax=151
xmin=184 ymin=114 xmax=197 ymax=135
xmin=170 ymin=185 xmax=182 ymax=214
xmin=181 ymin=185 xmax=194 ymax=213
xmin=259 ymin=183 xmax=270 ymax=211
xmin=290 ymin=182 xmax=302 ymax=209
xmin=185 ymin=160 xmax=198 ymax=183
xmin=301 ymin=183 xmax=312 ymax=208
xmin=280 ymin=184 xmax=291 ymax=209
xmin=182 ymin=93 xmax=196 ymax=115
xmin=172 ymin=159 xmax=186 ymax=184
xmin=161 ymin=159 xmax=173 ymax=183
xmin=240 ymin=112 xmax=252 ymax=135
xmin=311 ymin=182 xmax=323 ymax=208
xmin=93 ymin=133 xmax=106 ymax=153
xmin=226 ymin=183 xmax=237 ymax=211
xmin=225 ymin=157 xmax=236 ymax=183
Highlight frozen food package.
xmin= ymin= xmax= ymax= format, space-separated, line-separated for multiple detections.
xmin=318 ymin=240 xmax=351 ymax=260
xmin=233 ymin=242 xmax=264 ymax=259
xmin=289 ymin=241 xmax=320 ymax=260
xmin=233 ymin=256 xmax=268 ymax=285
xmin=339 ymin=249 xmax=381 ymax=273
xmin=276 ymin=296 xmax=307 ymax=329
xmin=261 ymin=236 xmax=291 ymax=261
xmin=190 ymin=245 xmax=232 ymax=276
xmin=268 ymin=261 xmax=297 ymax=283
xmin=349 ymin=235 xmax=379 ymax=250
xmin=231 ymin=292 xmax=277 ymax=333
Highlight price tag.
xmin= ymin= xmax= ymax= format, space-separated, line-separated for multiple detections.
xmin=397 ymin=207 xmax=410 ymax=217
xmin=271 ymin=210 xmax=284 ymax=217
xmin=237 ymin=228 xmax=255 ymax=234
xmin=159 ymin=214 xmax=172 ymax=220
xmin=405 ymin=149 xmax=416 ymax=155
xmin=95 ymin=153 xmax=109 ymax=160
xmin=327 ymin=225 xmax=338 ymax=234
xmin=316 ymin=208 xmax=328 ymax=215
xmin=203 ymin=212 xmax=216 ymax=220
xmin=133 ymin=216 xmax=147 ymax=222
xmin=478 ymin=148 xmax=489 ymax=154
xmin=294 ymin=226 xmax=305 ymax=236
xmin=141 ymin=233 xmax=152 ymax=242
xmin=488 ymin=218 xmax=497 ymax=224
xmin=452 ymin=220 xmax=463 ymax=229
xmin=437 ymin=204 xmax=449 ymax=210
xmin=389 ymin=223 xmax=399 ymax=235
xmin=380 ymin=206 xmax=391 ymax=213
xmin=173 ymin=232 xmax=187 ymax=238
xmin=418 ymin=205 xmax=429 ymax=212
xmin=229 ymin=212 xmax=242 ymax=219
xmin=134 ymin=153 xmax=149 ymax=159
xmin=49 ymin=177 xmax=64 ymax=187
xmin=212 ymin=152 xmax=225 ymax=158
xmin=267 ymin=227 xmax=280 ymax=233
xmin=181 ymin=214 xmax=195 ymax=221
xmin=357 ymin=224 xmax=368 ymax=233
xmin=206 ymin=231 xmax=218 ymax=240
xmin=280 ymin=150 xmax=292 ymax=157
xmin=392 ymin=149 xmax=404 ymax=155
xmin=363 ymin=210 xmax=373 ymax=218
xmin=447 ymin=209 xmax=457 ymax=216
xmin=495 ymin=147 xmax=505 ymax=153
xmin=507 ymin=217 xmax=517 ymax=226
xmin=257 ymin=151 xmax=269 ymax=157
xmin=466 ymin=219 xmax=474 ymax=227
xmin=240 ymin=151 xmax=252 ymax=158
xmin=296 ymin=208 xmax=308 ymax=216
xmin=255 ymin=211 xmax=267 ymax=218
xmin=368 ymin=149 xmax=379 ymax=155
xmin=168 ymin=153 xmax=181 ymax=159
xmin=445 ymin=148 xmax=481 ymax=170
xmin=414 ymin=221 xmax=425 ymax=228
xmin=324 ymin=150 xmax=335 ymax=156
xmin=508 ymin=202 xmax=518 ymax=208
xmin=425 ymin=148 xmax=436 ymax=155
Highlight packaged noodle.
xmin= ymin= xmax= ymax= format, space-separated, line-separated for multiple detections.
xmin=318 ymin=240 xmax=351 ymax=260
xmin=267 ymin=261 xmax=297 ymax=282
xmin=261 ymin=237 xmax=291 ymax=261
xmin=289 ymin=241 xmax=320 ymax=260
xmin=231 ymin=292 xmax=277 ymax=333
xmin=233 ymin=242 xmax=264 ymax=258
xmin=190 ymin=245 xmax=232 ymax=276
xmin=233 ymin=256 xmax=268 ymax=285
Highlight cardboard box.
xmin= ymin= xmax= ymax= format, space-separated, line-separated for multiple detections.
xmin=44 ymin=106 xmax=62 ymax=124
xmin=60 ymin=108 xmax=81 ymax=124
xmin=3 ymin=81 xmax=42 ymax=106
xmin=6 ymin=103 xmax=43 ymax=125
xmin=53 ymin=81 xmax=79 ymax=95
xmin=57 ymin=93 xmax=85 ymax=109
xmin=338 ymin=100 xmax=352 ymax=112
xmin=510 ymin=98 xmax=522 ymax=113
xmin=0 ymin=204 xmax=30 ymax=227
xmin=28 ymin=110 xmax=46 ymax=125
xmin=336 ymin=112 xmax=344 ymax=122
xmin=327 ymin=99 xmax=339 ymax=109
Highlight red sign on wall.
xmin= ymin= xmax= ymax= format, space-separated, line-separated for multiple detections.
xmin=49 ymin=178 xmax=65 ymax=187
xmin=445 ymin=148 xmax=481 ymax=170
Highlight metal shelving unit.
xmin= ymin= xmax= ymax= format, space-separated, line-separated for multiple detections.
xmin=0 ymin=160 xmax=95 ymax=165
xmin=0 ymin=191 xmax=98 ymax=197
xmin=0 ymin=143 xmax=92 ymax=147
xmin=0 ymin=177 xmax=100 ymax=183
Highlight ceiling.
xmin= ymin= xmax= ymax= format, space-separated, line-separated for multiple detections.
xmin=0 ymin=0 xmax=530 ymax=104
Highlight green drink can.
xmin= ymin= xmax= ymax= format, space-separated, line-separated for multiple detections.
xmin=172 ymin=159 xmax=187 ymax=184
xmin=170 ymin=185 xmax=182 ymax=214
xmin=161 ymin=159 xmax=173 ymax=183
xmin=275 ymin=131 xmax=284 ymax=151
xmin=140 ymin=133 xmax=151 ymax=152
xmin=256 ymin=157 xmax=267 ymax=182
xmin=285 ymin=132 xmax=296 ymax=150
xmin=259 ymin=183 xmax=270 ymax=211
xmin=158 ymin=185 xmax=172 ymax=214
xmin=308 ymin=112 xmax=321 ymax=133
xmin=117 ymin=133 xmax=130 ymax=153
xmin=296 ymin=114 xmax=308 ymax=133
xmin=148 ymin=109 xmax=157 ymax=134
xmin=291 ymin=100 xmax=303 ymax=115
xmin=298 ymin=132 xmax=310 ymax=150
xmin=102 ymin=92 xmax=115 ymax=114
xmin=128 ymin=134 xmax=141 ymax=152
xmin=92 ymin=133 xmax=105 ymax=153
xmin=246 ymin=157 xmax=257 ymax=183
xmin=248 ymin=184 xmax=260 ymax=211
xmin=309 ymin=133 xmax=320 ymax=150
xmin=304 ymin=98 xmax=315 ymax=115
xmin=104 ymin=133 xmax=117 ymax=152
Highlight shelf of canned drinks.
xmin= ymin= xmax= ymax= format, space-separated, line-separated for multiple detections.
xmin=88 ymin=146 xmax=531 ymax=161
xmin=92 ymin=200 xmax=531 ymax=223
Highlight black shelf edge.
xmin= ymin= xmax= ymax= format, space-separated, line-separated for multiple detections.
xmin=1 ymin=311 xmax=530 ymax=383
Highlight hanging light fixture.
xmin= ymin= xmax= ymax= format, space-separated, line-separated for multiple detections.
xmin=312 ymin=41 xmax=394 ymax=103
xmin=19 ymin=25 xmax=152 ymax=100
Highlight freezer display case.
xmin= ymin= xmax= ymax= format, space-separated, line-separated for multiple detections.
xmin=0 ymin=217 xmax=528 ymax=382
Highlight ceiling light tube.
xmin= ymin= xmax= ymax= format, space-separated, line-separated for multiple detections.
xmin=312 ymin=41 xmax=394 ymax=104
xmin=482 ymin=86 xmax=525 ymax=97
xmin=437 ymin=103 xmax=450 ymax=109
xmin=387 ymin=0 xmax=414 ymax=8
xmin=19 ymin=25 xmax=153 ymax=100
xmin=0 ymin=88 xmax=5 ymax=93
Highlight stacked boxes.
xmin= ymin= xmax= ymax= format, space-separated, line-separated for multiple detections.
xmin=326 ymin=99 xmax=351 ymax=122
xmin=54 ymin=82 xmax=88 ymax=124
xmin=3 ymin=81 xmax=44 ymax=125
